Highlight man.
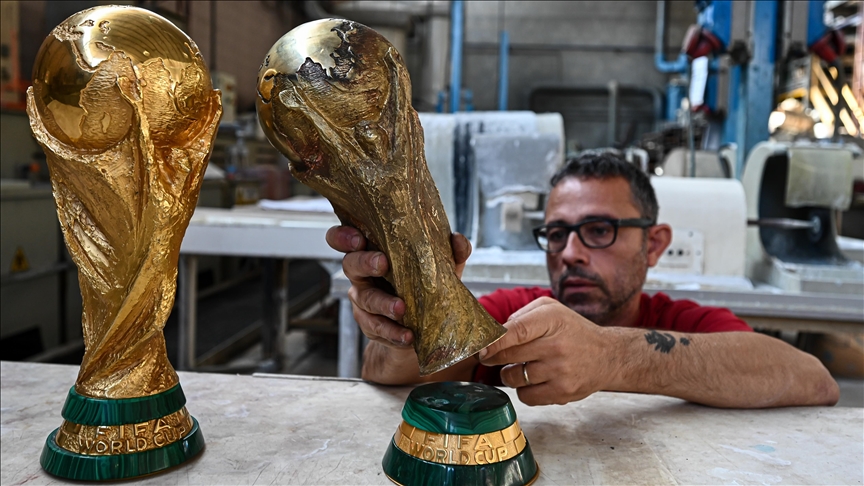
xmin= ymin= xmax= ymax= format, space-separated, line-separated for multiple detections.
xmin=326 ymin=152 xmax=839 ymax=408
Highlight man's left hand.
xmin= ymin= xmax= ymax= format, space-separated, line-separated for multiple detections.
xmin=478 ymin=297 xmax=617 ymax=406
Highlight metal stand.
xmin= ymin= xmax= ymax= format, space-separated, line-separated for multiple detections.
xmin=259 ymin=258 xmax=289 ymax=373
xmin=178 ymin=255 xmax=293 ymax=373
xmin=177 ymin=255 xmax=198 ymax=370
xmin=337 ymin=298 xmax=361 ymax=378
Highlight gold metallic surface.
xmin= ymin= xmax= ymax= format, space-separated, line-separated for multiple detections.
xmin=55 ymin=408 xmax=193 ymax=455
xmin=393 ymin=420 xmax=527 ymax=466
xmin=256 ymin=19 xmax=505 ymax=375
xmin=27 ymin=5 xmax=222 ymax=399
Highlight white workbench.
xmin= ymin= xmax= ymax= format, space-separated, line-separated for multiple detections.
xmin=331 ymin=246 xmax=864 ymax=377
xmin=181 ymin=206 xmax=341 ymax=260
xmin=176 ymin=206 xmax=863 ymax=378
xmin=1 ymin=361 xmax=862 ymax=485
xmin=177 ymin=206 xmax=342 ymax=371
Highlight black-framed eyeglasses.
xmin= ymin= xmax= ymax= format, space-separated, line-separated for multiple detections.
xmin=532 ymin=218 xmax=655 ymax=253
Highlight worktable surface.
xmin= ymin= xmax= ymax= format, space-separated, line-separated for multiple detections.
xmin=2 ymin=361 xmax=861 ymax=485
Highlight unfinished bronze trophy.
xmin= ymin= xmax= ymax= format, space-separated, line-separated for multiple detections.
xmin=27 ymin=5 xmax=221 ymax=480
xmin=256 ymin=19 xmax=505 ymax=375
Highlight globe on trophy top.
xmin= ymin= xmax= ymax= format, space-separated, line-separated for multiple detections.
xmin=31 ymin=4 xmax=214 ymax=150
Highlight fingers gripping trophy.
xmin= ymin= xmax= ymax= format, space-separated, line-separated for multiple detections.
xmin=27 ymin=6 xmax=221 ymax=480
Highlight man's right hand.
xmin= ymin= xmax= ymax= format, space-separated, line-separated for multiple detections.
xmin=325 ymin=225 xmax=472 ymax=350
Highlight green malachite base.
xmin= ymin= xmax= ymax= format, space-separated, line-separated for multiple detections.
xmin=382 ymin=437 xmax=539 ymax=486
xmin=41 ymin=384 xmax=203 ymax=481
xmin=401 ymin=382 xmax=517 ymax=435
xmin=384 ymin=382 xmax=539 ymax=486
xmin=40 ymin=418 xmax=205 ymax=481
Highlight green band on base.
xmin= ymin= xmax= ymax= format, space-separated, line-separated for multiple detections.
xmin=40 ymin=417 xmax=204 ymax=481
xmin=383 ymin=436 xmax=539 ymax=486
xmin=61 ymin=385 xmax=186 ymax=426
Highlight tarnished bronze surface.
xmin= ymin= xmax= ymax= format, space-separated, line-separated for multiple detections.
xmin=256 ymin=19 xmax=505 ymax=375
xmin=55 ymin=408 xmax=194 ymax=455
xmin=27 ymin=5 xmax=222 ymax=399
xmin=393 ymin=420 xmax=527 ymax=465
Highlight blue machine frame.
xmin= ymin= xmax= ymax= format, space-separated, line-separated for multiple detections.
xmin=708 ymin=0 xmax=832 ymax=176
xmin=807 ymin=0 xmax=827 ymax=48
xmin=680 ymin=0 xmax=780 ymax=178
xmin=737 ymin=0 xmax=778 ymax=177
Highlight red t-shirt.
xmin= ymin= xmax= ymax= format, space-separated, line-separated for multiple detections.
xmin=473 ymin=286 xmax=752 ymax=385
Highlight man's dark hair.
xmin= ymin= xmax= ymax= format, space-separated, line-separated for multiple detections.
xmin=550 ymin=151 xmax=658 ymax=221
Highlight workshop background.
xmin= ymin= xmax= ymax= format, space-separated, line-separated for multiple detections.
xmin=1 ymin=1 xmax=862 ymax=405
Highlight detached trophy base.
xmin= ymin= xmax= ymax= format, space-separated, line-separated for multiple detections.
xmin=40 ymin=384 xmax=205 ymax=481
xmin=383 ymin=382 xmax=539 ymax=486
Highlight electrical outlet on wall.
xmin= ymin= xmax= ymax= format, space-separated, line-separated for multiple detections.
xmin=656 ymin=229 xmax=704 ymax=274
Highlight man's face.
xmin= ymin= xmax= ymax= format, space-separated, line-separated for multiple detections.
xmin=545 ymin=176 xmax=649 ymax=325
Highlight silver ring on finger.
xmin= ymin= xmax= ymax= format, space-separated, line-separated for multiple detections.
xmin=522 ymin=362 xmax=531 ymax=386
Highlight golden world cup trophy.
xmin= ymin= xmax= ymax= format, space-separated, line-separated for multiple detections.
xmin=27 ymin=5 xmax=221 ymax=481
xmin=257 ymin=20 xmax=538 ymax=485
xmin=256 ymin=19 xmax=505 ymax=376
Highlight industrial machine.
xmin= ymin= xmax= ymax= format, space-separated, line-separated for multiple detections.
xmin=661 ymin=147 xmax=735 ymax=178
xmin=418 ymin=111 xmax=565 ymax=250
xmin=649 ymin=0 xmax=861 ymax=172
xmin=650 ymin=176 xmax=750 ymax=289
xmin=474 ymin=132 xmax=562 ymax=250
xmin=742 ymin=141 xmax=863 ymax=295
xmin=642 ymin=0 xmax=863 ymax=297
xmin=459 ymin=173 xmax=752 ymax=292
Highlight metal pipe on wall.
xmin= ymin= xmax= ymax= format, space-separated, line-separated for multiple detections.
xmin=210 ymin=0 xmax=217 ymax=70
xmin=655 ymin=0 xmax=688 ymax=73
xmin=449 ymin=0 xmax=464 ymax=113
xmin=498 ymin=30 xmax=509 ymax=111
xmin=177 ymin=255 xmax=198 ymax=370
xmin=806 ymin=0 xmax=827 ymax=47
xmin=466 ymin=42 xmax=655 ymax=54
xmin=607 ymin=80 xmax=619 ymax=146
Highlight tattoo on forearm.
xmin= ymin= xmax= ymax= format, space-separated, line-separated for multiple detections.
xmin=644 ymin=332 xmax=692 ymax=353
xmin=644 ymin=331 xmax=676 ymax=353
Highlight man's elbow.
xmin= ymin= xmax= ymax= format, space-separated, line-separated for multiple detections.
xmin=806 ymin=355 xmax=840 ymax=406
xmin=813 ymin=368 xmax=840 ymax=406
xmin=360 ymin=363 xmax=379 ymax=383
xmin=360 ymin=356 xmax=420 ymax=386
xmin=360 ymin=360 xmax=399 ymax=385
